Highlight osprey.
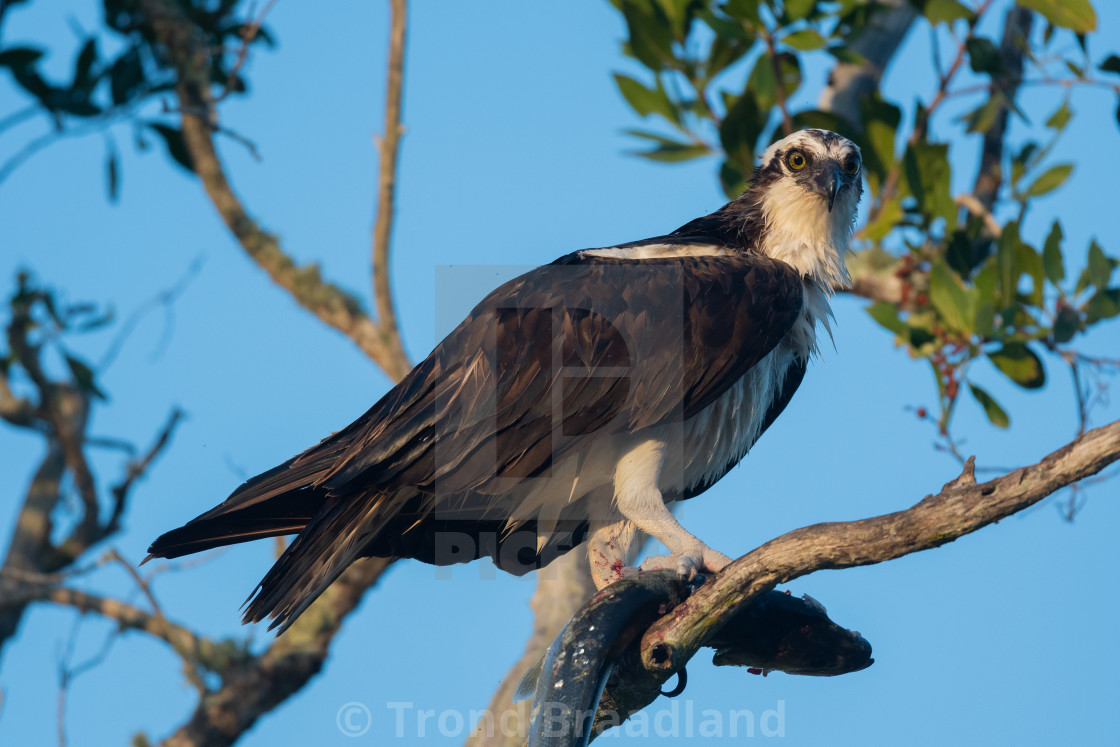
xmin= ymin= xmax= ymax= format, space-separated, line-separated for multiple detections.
xmin=148 ymin=129 xmax=862 ymax=632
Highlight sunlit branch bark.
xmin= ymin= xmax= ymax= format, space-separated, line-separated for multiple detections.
xmin=583 ymin=418 xmax=1120 ymax=730
xmin=371 ymin=0 xmax=410 ymax=375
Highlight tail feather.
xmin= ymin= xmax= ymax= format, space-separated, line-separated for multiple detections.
xmin=145 ymin=489 xmax=316 ymax=561
xmin=241 ymin=493 xmax=395 ymax=633
xmin=146 ymin=443 xmax=349 ymax=563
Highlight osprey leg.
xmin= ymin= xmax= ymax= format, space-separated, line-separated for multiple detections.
xmin=611 ymin=440 xmax=732 ymax=587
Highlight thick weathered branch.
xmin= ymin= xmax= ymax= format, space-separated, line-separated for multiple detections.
xmin=0 ymin=439 xmax=66 ymax=651
xmin=139 ymin=0 xmax=412 ymax=381
xmin=579 ymin=419 xmax=1120 ymax=726
xmin=643 ymin=419 xmax=1120 ymax=675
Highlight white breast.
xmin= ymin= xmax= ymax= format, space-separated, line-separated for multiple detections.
xmin=664 ymin=279 xmax=829 ymax=493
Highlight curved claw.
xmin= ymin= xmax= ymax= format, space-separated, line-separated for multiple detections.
xmin=639 ymin=544 xmax=731 ymax=580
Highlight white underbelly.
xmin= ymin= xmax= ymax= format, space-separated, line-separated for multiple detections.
xmin=500 ymin=341 xmax=801 ymax=539
xmin=667 ymin=343 xmax=797 ymax=493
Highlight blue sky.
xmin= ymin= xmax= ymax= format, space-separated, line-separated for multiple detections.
xmin=1 ymin=1 xmax=1118 ymax=745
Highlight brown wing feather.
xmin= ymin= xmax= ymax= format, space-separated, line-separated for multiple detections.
xmin=148 ymin=250 xmax=804 ymax=631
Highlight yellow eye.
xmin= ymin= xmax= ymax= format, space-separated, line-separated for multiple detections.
xmin=843 ymin=157 xmax=860 ymax=175
xmin=787 ymin=150 xmax=807 ymax=171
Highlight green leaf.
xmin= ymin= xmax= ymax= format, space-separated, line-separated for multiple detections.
xmin=782 ymin=29 xmax=827 ymax=51
xmin=746 ymin=54 xmax=777 ymax=110
xmin=634 ymin=140 xmax=710 ymax=162
xmin=961 ymin=95 xmax=1003 ymax=134
xmin=614 ymin=73 xmax=678 ymax=123
xmin=619 ymin=0 xmax=676 ymax=69
xmin=0 ymin=47 xmax=44 ymax=69
xmin=1021 ymin=163 xmax=1073 ymax=197
xmin=1052 ymin=305 xmax=1081 ymax=342
xmin=972 ymin=262 xmax=999 ymax=336
xmin=989 ymin=342 xmax=1046 ymax=389
xmin=706 ymin=35 xmax=751 ymax=77
xmin=64 ymin=353 xmax=107 ymax=400
xmin=1015 ymin=0 xmax=1097 ymax=33
xmin=946 ymin=219 xmax=994 ymax=275
xmin=903 ymin=140 xmax=955 ymax=228
xmin=860 ymin=96 xmax=901 ymax=187
xmin=724 ymin=0 xmax=762 ymax=26
xmin=784 ymin=0 xmax=817 ymax=22
xmin=106 ymin=148 xmax=119 ymax=202
xmin=747 ymin=52 xmax=801 ymax=112
xmin=924 ymin=0 xmax=975 ymax=25
xmin=110 ymin=46 xmax=145 ymax=106
xmin=863 ymin=195 xmax=903 ymax=241
xmin=969 ymin=384 xmax=1010 ymax=428
xmin=652 ymin=0 xmax=698 ymax=39
xmin=1101 ymin=54 xmax=1120 ymax=76
xmin=1045 ymin=100 xmax=1072 ymax=131
xmin=996 ymin=220 xmax=1022 ymax=304
xmin=966 ymin=37 xmax=1003 ymax=75
xmin=929 ymin=261 xmax=971 ymax=333
xmin=1087 ymin=239 xmax=1113 ymax=289
xmin=1016 ymin=237 xmax=1045 ymax=305
xmin=72 ymin=38 xmax=98 ymax=92
xmin=146 ymin=123 xmax=195 ymax=173
xmin=867 ymin=301 xmax=906 ymax=335
xmin=719 ymin=159 xmax=748 ymax=199
xmin=1011 ymin=140 xmax=1039 ymax=186
xmin=1042 ymin=221 xmax=1065 ymax=285
xmin=720 ymin=90 xmax=764 ymax=171
xmin=1085 ymin=288 xmax=1120 ymax=324
xmin=791 ymin=109 xmax=849 ymax=135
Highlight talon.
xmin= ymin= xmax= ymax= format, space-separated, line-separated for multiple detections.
xmin=640 ymin=544 xmax=730 ymax=580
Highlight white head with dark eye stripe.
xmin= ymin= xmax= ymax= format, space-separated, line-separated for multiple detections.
xmin=745 ymin=129 xmax=863 ymax=292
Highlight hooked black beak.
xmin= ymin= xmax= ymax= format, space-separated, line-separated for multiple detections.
xmin=810 ymin=163 xmax=842 ymax=213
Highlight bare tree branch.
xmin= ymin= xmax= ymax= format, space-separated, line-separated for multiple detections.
xmin=370 ymin=0 xmax=411 ymax=375
xmin=1 ymin=280 xmax=184 ymax=658
xmin=139 ymin=0 xmax=413 ymax=381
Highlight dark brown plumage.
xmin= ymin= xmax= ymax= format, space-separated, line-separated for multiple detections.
xmin=148 ymin=128 xmax=862 ymax=632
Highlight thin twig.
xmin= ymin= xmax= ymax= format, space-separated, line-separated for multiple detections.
xmin=213 ymin=0 xmax=280 ymax=104
xmin=106 ymin=549 xmax=163 ymax=616
xmin=370 ymin=0 xmax=411 ymax=378
xmin=99 ymin=256 xmax=204 ymax=371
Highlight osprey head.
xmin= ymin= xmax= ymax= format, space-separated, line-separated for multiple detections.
xmin=757 ymin=128 xmax=862 ymax=216
xmin=745 ymin=129 xmax=862 ymax=290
